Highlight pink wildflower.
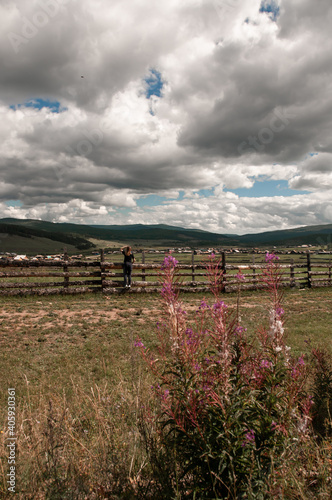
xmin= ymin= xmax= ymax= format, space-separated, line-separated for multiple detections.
xmin=298 ymin=356 xmax=305 ymax=366
xmin=265 ymin=252 xmax=279 ymax=263
xmin=242 ymin=429 xmax=255 ymax=446
xmin=212 ymin=300 xmax=227 ymax=311
xmin=260 ymin=359 xmax=272 ymax=369
xmin=198 ymin=300 xmax=209 ymax=310
xmin=161 ymin=255 xmax=179 ymax=270
xmin=275 ymin=307 xmax=285 ymax=316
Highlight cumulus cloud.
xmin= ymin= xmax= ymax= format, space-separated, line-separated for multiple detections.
xmin=0 ymin=0 xmax=331 ymax=233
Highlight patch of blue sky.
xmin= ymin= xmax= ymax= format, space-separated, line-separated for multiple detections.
xmin=115 ymin=208 xmax=132 ymax=217
xmin=259 ymin=1 xmax=280 ymax=22
xmin=5 ymin=200 xmax=23 ymax=207
xmin=137 ymin=194 xmax=169 ymax=207
xmin=128 ymin=181 xmax=310 ymax=209
xmin=10 ymin=98 xmax=66 ymax=113
xmin=144 ymin=69 xmax=164 ymax=99
xmin=225 ymin=180 xmax=310 ymax=198
xmin=195 ymin=188 xmax=215 ymax=198
xmin=307 ymin=152 xmax=318 ymax=157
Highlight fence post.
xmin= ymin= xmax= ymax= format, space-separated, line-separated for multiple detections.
xmin=252 ymin=254 xmax=256 ymax=290
xmin=329 ymin=259 xmax=331 ymax=286
xmin=221 ymin=251 xmax=226 ymax=291
xmin=100 ymin=249 xmax=105 ymax=292
xmin=306 ymin=251 xmax=312 ymax=288
xmin=191 ymin=251 xmax=195 ymax=283
xmin=63 ymin=247 xmax=69 ymax=290
xmin=290 ymin=258 xmax=295 ymax=287
xmin=142 ymin=250 xmax=146 ymax=282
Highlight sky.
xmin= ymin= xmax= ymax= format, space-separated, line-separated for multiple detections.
xmin=0 ymin=0 xmax=332 ymax=235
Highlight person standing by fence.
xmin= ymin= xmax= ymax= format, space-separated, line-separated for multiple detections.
xmin=121 ymin=246 xmax=135 ymax=288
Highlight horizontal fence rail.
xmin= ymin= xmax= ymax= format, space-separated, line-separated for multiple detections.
xmin=0 ymin=251 xmax=331 ymax=296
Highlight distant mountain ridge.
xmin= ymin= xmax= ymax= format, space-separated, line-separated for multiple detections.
xmin=0 ymin=218 xmax=331 ymax=251
xmin=93 ymin=223 xmax=208 ymax=233
xmin=0 ymin=218 xmax=235 ymax=246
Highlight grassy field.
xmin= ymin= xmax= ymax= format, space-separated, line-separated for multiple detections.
xmin=1 ymin=286 xmax=331 ymax=404
xmin=0 ymin=286 xmax=331 ymax=497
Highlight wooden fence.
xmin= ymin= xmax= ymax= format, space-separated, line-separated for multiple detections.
xmin=0 ymin=251 xmax=331 ymax=296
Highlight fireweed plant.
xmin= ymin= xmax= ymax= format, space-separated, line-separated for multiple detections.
xmin=136 ymin=253 xmax=314 ymax=498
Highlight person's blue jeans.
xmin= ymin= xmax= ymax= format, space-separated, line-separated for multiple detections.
xmin=123 ymin=263 xmax=132 ymax=286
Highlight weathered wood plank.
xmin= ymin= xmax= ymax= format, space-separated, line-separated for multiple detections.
xmin=0 ymin=287 xmax=102 ymax=296
xmin=101 ymin=272 xmax=208 ymax=278
xmin=310 ymin=277 xmax=332 ymax=282
xmin=0 ymin=279 xmax=101 ymax=289
xmin=0 ymin=260 xmax=101 ymax=268
xmin=308 ymin=271 xmax=332 ymax=276
xmin=0 ymin=271 xmax=101 ymax=278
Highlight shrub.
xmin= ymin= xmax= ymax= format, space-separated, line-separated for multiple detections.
xmin=311 ymin=348 xmax=332 ymax=439
xmin=136 ymin=253 xmax=319 ymax=498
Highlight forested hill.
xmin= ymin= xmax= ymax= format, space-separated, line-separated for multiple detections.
xmin=0 ymin=219 xmax=236 ymax=246
xmin=0 ymin=218 xmax=331 ymax=249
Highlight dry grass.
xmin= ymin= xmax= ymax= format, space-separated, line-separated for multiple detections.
xmin=0 ymin=287 xmax=331 ymax=498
